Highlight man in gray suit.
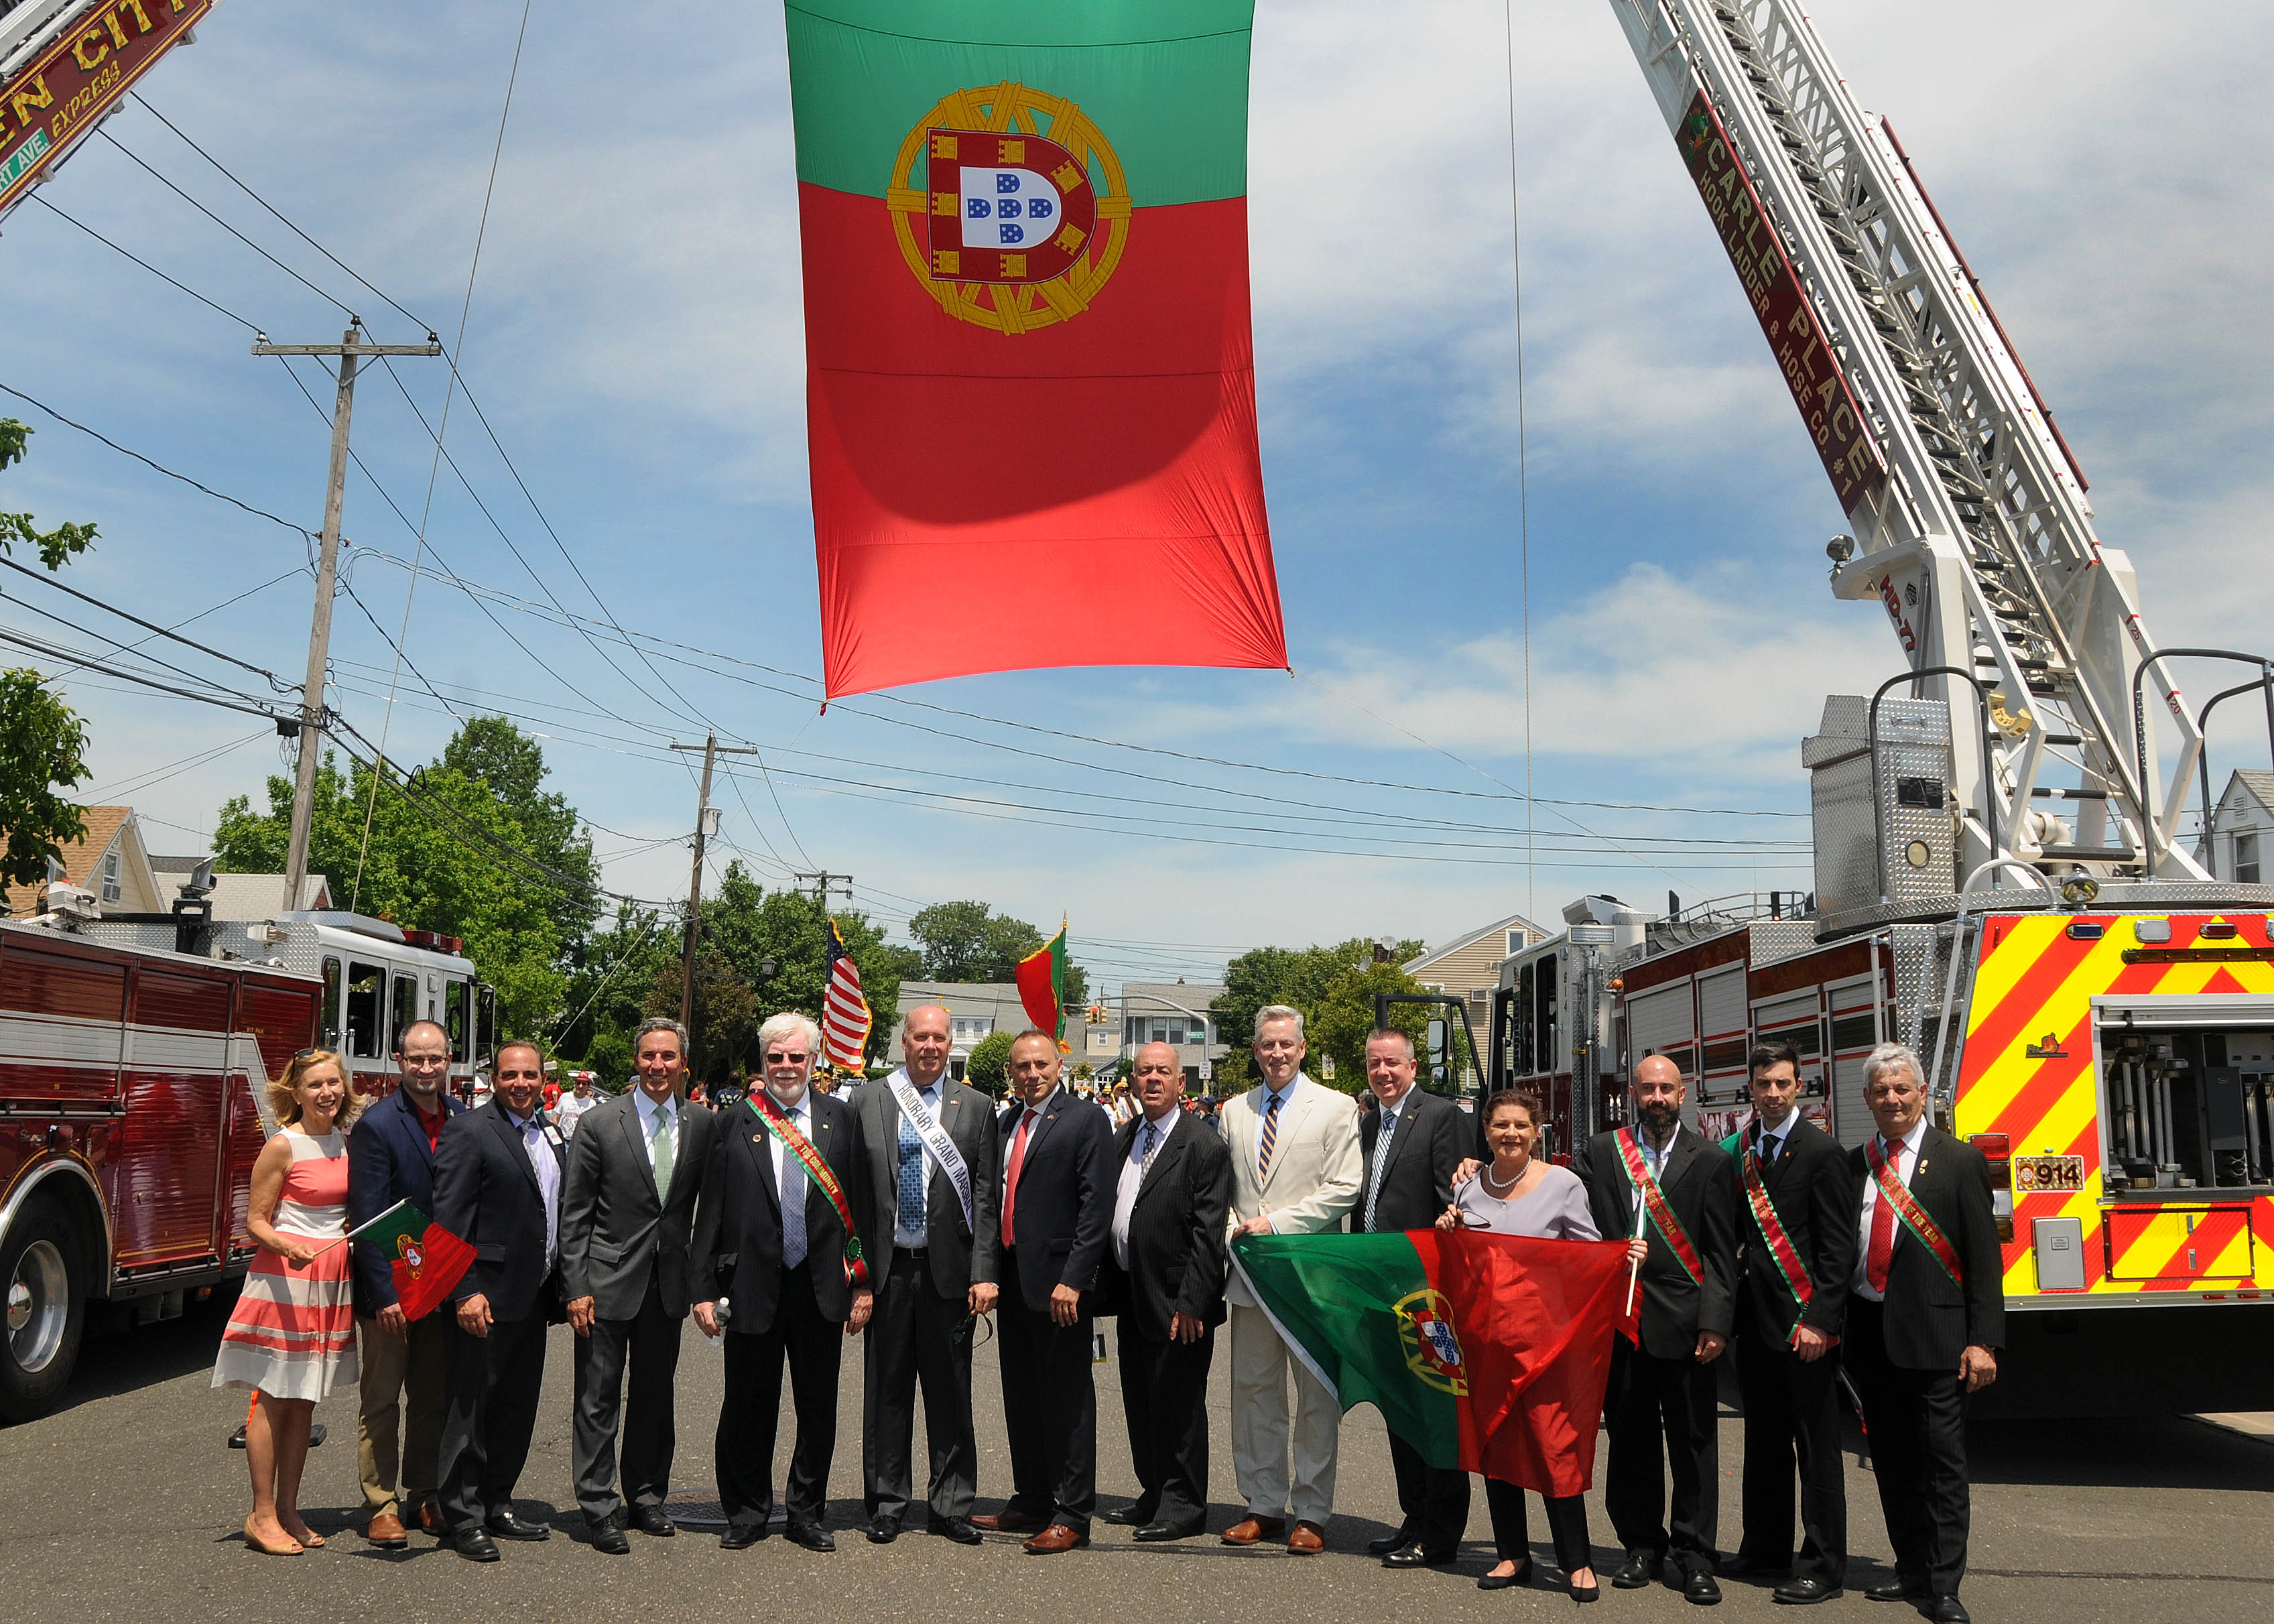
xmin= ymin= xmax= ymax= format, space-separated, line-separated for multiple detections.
xmin=559 ymin=1016 xmax=719 ymax=1554
xmin=849 ymin=1005 xmax=1002 ymax=1545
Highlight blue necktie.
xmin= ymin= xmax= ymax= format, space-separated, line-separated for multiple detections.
xmin=897 ymin=1109 xmax=926 ymax=1235
xmin=781 ymin=1109 xmax=808 ymax=1269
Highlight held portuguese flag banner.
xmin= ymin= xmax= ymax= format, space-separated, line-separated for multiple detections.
xmin=786 ymin=0 xmax=1287 ymax=699
xmin=1233 ymin=1229 xmax=1639 ymax=1497
xmin=342 ymin=1200 xmax=476 ymax=1322
xmin=1014 ymin=916 xmax=1070 ymax=1046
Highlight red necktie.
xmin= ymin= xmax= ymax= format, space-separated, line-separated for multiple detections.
xmin=1000 ymin=1108 xmax=1036 ymax=1250
xmin=1865 ymin=1136 xmax=1898 ymax=1292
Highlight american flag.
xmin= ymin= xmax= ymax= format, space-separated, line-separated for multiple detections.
xmin=821 ymin=916 xmax=872 ymax=1076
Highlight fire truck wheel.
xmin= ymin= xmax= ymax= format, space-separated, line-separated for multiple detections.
xmin=0 ymin=1194 xmax=86 ymax=1424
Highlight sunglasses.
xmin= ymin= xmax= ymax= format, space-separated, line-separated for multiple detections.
xmin=764 ymin=1051 xmax=812 ymax=1065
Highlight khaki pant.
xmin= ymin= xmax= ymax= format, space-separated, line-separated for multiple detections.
xmin=357 ymin=1312 xmax=448 ymax=1520
xmin=1228 ymin=1303 xmax=1340 ymax=1525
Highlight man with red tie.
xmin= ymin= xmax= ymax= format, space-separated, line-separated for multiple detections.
xmin=1844 ymin=1043 xmax=2003 ymax=1624
xmin=972 ymin=1030 xmax=1114 ymax=1552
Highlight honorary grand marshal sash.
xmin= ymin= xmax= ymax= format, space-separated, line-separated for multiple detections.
xmin=748 ymin=1091 xmax=869 ymax=1288
xmin=1867 ymin=1135 xmax=1964 ymax=1288
xmin=887 ymin=1072 xmax=974 ymax=1231
xmin=1617 ymin=1127 xmax=1704 ymax=1284
xmin=1720 ymin=1127 xmax=1815 ymax=1329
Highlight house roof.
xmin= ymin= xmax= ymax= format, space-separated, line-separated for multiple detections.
xmin=2228 ymin=769 xmax=2274 ymax=820
xmin=1404 ymin=910 xmax=1551 ymax=975
xmin=204 ymin=871 xmax=332 ymax=920
xmin=3 ymin=806 xmax=132 ymax=916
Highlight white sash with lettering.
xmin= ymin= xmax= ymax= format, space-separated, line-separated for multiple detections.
xmin=887 ymin=1070 xmax=974 ymax=1231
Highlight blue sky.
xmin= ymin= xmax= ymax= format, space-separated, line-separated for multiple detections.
xmin=5 ymin=0 xmax=2271 ymax=991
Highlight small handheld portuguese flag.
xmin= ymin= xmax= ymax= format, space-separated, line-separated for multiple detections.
xmin=343 ymin=1199 xmax=476 ymax=1321
xmin=785 ymin=0 xmax=1287 ymax=699
xmin=1014 ymin=918 xmax=1071 ymax=1048
xmin=1233 ymin=1229 xmax=1639 ymax=1497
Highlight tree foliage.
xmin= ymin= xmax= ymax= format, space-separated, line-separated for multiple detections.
xmin=0 ymin=668 xmax=90 ymax=889
xmin=906 ymin=898 xmax=1088 ymax=1007
xmin=0 ymin=420 xmax=97 ymax=572
xmin=1209 ymin=936 xmax=1427 ymax=1092
xmin=964 ymin=1029 xmax=1015 ymax=1095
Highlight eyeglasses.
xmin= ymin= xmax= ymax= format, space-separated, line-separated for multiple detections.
xmin=764 ymin=1051 xmax=812 ymax=1065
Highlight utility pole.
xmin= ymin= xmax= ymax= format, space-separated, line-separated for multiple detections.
xmin=253 ymin=320 xmax=442 ymax=905
xmin=794 ymin=871 xmax=855 ymax=910
xmin=668 ymin=736 xmax=761 ymax=1032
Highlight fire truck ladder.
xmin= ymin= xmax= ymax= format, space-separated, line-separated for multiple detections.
xmin=1608 ymin=0 xmax=2210 ymax=881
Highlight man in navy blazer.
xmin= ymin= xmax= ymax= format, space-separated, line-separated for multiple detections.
xmin=346 ymin=1019 xmax=464 ymax=1548
xmin=971 ymin=1031 xmax=1113 ymax=1553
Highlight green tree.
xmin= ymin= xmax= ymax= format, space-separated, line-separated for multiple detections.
xmin=439 ymin=716 xmax=601 ymax=940
xmin=0 ymin=669 xmax=90 ymax=890
xmin=907 ymin=898 xmax=1088 ymax=1007
xmin=1209 ymin=936 xmax=1427 ymax=1092
xmin=0 ymin=420 xmax=97 ymax=570
xmin=696 ymin=861 xmax=920 ymax=1066
xmin=964 ymin=1029 xmax=1015 ymax=1096
xmin=557 ymin=901 xmax=675 ymax=1072
xmin=644 ymin=951 xmax=755 ymax=1084
xmin=1313 ymin=960 xmax=1438 ymax=1096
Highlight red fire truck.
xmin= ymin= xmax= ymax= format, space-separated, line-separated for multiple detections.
xmin=0 ymin=918 xmax=319 ymax=1421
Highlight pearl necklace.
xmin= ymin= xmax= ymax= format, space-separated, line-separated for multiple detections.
xmin=1479 ymin=1158 xmax=1531 ymax=1196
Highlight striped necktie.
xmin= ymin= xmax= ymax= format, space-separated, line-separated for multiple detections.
xmin=1365 ymin=1108 xmax=1397 ymax=1232
xmin=1258 ymin=1089 xmax=1285 ymax=1181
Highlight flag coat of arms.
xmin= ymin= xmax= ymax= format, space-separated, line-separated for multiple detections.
xmin=785 ymin=0 xmax=1287 ymax=698
xmin=822 ymin=916 xmax=873 ymax=1074
xmin=1233 ymin=1229 xmax=1639 ymax=1497
xmin=348 ymin=1200 xmax=476 ymax=1322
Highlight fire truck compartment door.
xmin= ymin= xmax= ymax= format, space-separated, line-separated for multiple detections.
xmin=2102 ymin=1206 xmax=2254 ymax=1282
xmin=2029 ymin=1214 xmax=2087 ymax=1291
xmin=2091 ymin=993 xmax=2274 ymax=1029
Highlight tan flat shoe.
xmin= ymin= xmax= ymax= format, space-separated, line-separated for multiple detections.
xmin=243 ymin=1517 xmax=304 ymax=1556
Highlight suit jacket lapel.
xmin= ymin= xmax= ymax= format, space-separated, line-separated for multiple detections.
xmin=1135 ymin=1115 xmax=1186 ymax=1204
xmin=489 ymin=1101 xmax=544 ymax=1198
xmin=393 ymin=1090 xmax=437 ymax=1178
xmin=1261 ymin=1082 xmax=1315 ymax=1194
xmin=1377 ymin=1095 xmax=1420 ymax=1186
xmin=745 ymin=1109 xmax=781 ymax=1211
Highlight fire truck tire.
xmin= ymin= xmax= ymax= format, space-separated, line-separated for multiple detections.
xmin=0 ymin=1194 xmax=86 ymax=1424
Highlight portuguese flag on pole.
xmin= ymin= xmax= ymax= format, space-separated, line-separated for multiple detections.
xmin=786 ymin=0 xmax=1287 ymax=699
xmin=1014 ymin=917 xmax=1071 ymax=1046
xmin=342 ymin=1200 xmax=476 ymax=1322
xmin=1233 ymin=1229 xmax=1639 ymax=1496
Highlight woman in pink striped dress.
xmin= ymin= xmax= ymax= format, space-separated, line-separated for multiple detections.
xmin=213 ymin=1048 xmax=361 ymax=1555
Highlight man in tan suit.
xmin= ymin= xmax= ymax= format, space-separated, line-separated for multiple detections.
xmin=1218 ymin=1005 xmax=1361 ymax=1554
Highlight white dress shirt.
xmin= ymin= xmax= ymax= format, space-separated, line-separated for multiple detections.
xmin=1363 ymin=1092 xmax=1413 ymax=1233
xmin=763 ymin=1088 xmax=814 ymax=1194
xmin=1753 ymin=1111 xmax=1797 ymax=1166
xmin=1111 ymin=1107 xmax=1181 ymax=1267
xmin=633 ymin=1086 xmax=682 ymax=1178
xmin=504 ymin=1106 xmax=562 ymax=1267
xmin=1851 ymin=1117 xmax=1928 ymax=1302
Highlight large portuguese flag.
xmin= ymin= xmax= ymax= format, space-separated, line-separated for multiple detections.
xmin=1233 ymin=1229 xmax=1639 ymax=1496
xmin=343 ymin=1200 xmax=477 ymax=1322
xmin=786 ymin=0 xmax=1288 ymax=699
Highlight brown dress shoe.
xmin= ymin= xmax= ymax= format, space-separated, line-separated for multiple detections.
xmin=412 ymin=1503 xmax=448 ymax=1538
xmin=1287 ymin=1521 xmax=1327 ymax=1554
xmin=1024 ymin=1523 xmax=1090 ymax=1554
xmin=365 ymin=1510 xmax=408 ymax=1548
xmin=972 ymin=1511 xmax=1050 ymax=1534
xmin=1220 ymin=1516 xmax=1287 ymax=1546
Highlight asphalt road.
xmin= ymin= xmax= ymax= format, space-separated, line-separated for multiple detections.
xmin=3 ymin=1296 xmax=2271 ymax=1622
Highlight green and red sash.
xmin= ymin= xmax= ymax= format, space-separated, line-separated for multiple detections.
xmin=1867 ymin=1136 xmax=1964 ymax=1288
xmin=748 ymin=1092 xmax=869 ymax=1289
xmin=1616 ymin=1128 xmax=1704 ymax=1284
xmin=1720 ymin=1128 xmax=1816 ymax=1330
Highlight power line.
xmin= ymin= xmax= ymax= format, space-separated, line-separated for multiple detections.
xmin=0 ymin=556 xmax=298 ymax=690
xmin=25 ymin=194 xmax=262 ymax=332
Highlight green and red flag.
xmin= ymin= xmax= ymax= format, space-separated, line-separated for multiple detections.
xmin=1015 ymin=917 xmax=1070 ymax=1048
xmin=785 ymin=0 xmax=1287 ymax=698
xmin=342 ymin=1200 xmax=475 ymax=1321
xmin=1233 ymin=1229 xmax=1639 ymax=1496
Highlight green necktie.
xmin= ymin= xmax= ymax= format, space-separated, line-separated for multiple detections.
xmin=651 ymin=1106 xmax=675 ymax=1202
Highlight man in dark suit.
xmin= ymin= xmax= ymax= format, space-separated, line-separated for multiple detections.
xmin=692 ymin=1012 xmax=871 ymax=1552
xmin=970 ymin=1030 xmax=1114 ymax=1553
xmin=1576 ymin=1052 xmax=1739 ymax=1605
xmin=1355 ymin=1029 xmax=1472 ymax=1570
xmin=433 ymin=1041 xmax=566 ymax=1562
xmin=1719 ymin=1041 xmax=1858 ymax=1605
xmin=348 ymin=1019 xmax=464 ymax=1548
xmin=1844 ymin=1043 xmax=2003 ymax=1624
xmin=559 ymin=1016 xmax=718 ymax=1554
xmin=850 ymin=1005 xmax=1002 ymax=1545
xmin=1100 ymin=1041 xmax=1233 ymax=1542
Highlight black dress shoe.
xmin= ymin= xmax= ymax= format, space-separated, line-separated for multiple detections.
xmin=588 ymin=1514 xmax=629 ymax=1556
xmin=928 ymin=1515 xmax=983 ymax=1545
xmin=1102 ymin=1506 xmax=1149 ymax=1527
xmin=1133 ymin=1521 xmax=1202 ymax=1542
xmin=1367 ymin=1527 xmax=1415 ymax=1556
xmin=1718 ymin=1552 xmax=1791 ymax=1578
xmin=1478 ymin=1561 xmax=1534 ymax=1590
xmin=1384 ymin=1542 xmax=1458 ymax=1569
xmin=1928 ymin=1598 xmax=1970 ymax=1624
xmin=485 ymin=1511 xmax=550 ymax=1542
xmin=866 ymin=1515 xmax=899 ymax=1545
xmin=453 ymin=1529 xmax=501 ymax=1563
xmin=785 ymin=1521 xmax=837 ymax=1552
xmin=630 ymin=1506 xmax=676 ymax=1537
xmin=1867 ymin=1580 xmax=1928 ymax=1603
xmin=1685 ymin=1569 xmax=1723 ymax=1606
xmin=308 ymin=1422 xmax=328 ymax=1448
xmin=1772 ymin=1579 xmax=1842 ymax=1605
xmin=1613 ymin=1550 xmax=1663 ymax=1589
xmin=719 ymin=1523 xmax=766 ymax=1550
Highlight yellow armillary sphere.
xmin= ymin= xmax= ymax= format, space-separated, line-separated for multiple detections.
xmin=887 ymin=81 xmax=1132 ymax=335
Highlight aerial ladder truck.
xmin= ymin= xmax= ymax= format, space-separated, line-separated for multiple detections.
xmin=1489 ymin=0 xmax=2274 ymax=1415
